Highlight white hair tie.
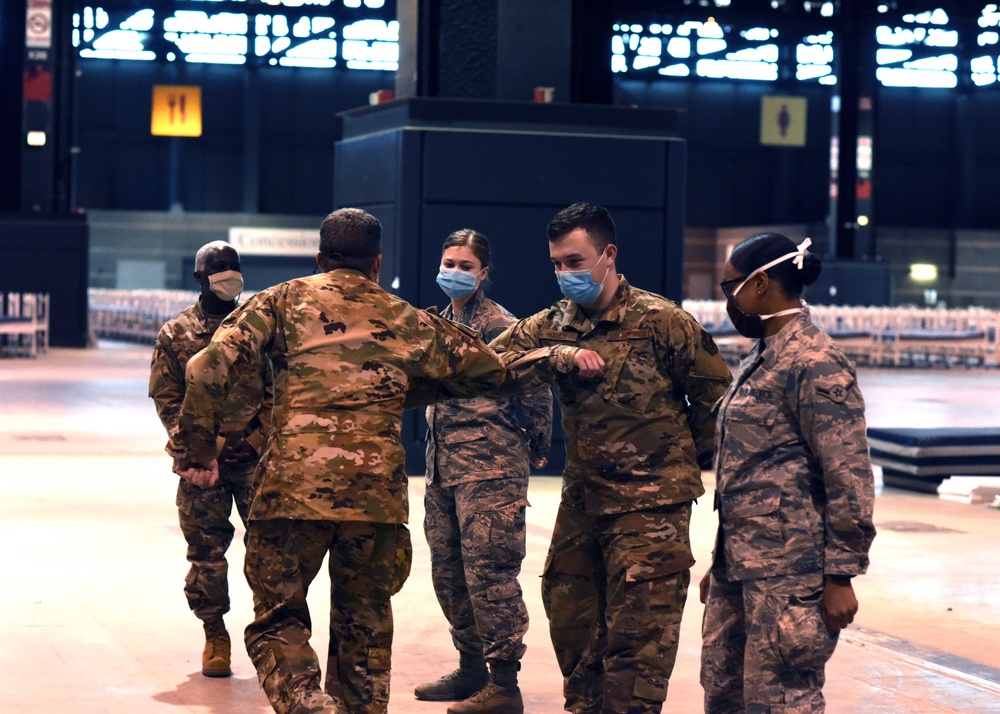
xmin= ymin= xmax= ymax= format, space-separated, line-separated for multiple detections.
xmin=792 ymin=237 xmax=812 ymax=270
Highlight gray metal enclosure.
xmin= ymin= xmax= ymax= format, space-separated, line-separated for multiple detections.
xmin=333 ymin=97 xmax=688 ymax=473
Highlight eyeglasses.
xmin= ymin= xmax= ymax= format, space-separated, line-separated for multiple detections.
xmin=720 ymin=276 xmax=746 ymax=300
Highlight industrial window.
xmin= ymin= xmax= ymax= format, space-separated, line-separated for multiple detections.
xmin=72 ymin=0 xmax=397 ymax=69
xmin=612 ymin=3 xmax=1000 ymax=90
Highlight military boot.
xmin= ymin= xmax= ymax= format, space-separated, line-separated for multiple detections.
xmin=446 ymin=661 xmax=523 ymax=714
xmin=201 ymin=618 xmax=232 ymax=678
xmin=414 ymin=651 xmax=489 ymax=701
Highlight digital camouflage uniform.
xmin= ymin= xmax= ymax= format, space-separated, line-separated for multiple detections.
xmin=702 ymin=310 xmax=876 ymax=714
xmin=490 ymin=276 xmax=732 ymax=714
xmin=424 ymin=289 xmax=553 ymax=667
xmin=169 ymin=269 xmax=580 ymax=714
xmin=150 ymin=298 xmax=271 ymax=627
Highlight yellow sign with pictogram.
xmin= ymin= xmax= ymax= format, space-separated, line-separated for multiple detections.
xmin=151 ymin=85 xmax=202 ymax=137
xmin=760 ymin=96 xmax=806 ymax=147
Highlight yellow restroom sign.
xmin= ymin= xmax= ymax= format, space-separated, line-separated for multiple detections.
xmin=151 ymin=85 xmax=202 ymax=137
xmin=760 ymin=96 xmax=806 ymax=147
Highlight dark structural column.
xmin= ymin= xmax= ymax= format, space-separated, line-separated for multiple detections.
xmin=833 ymin=1 xmax=877 ymax=261
xmin=0 ymin=0 xmax=89 ymax=347
xmin=397 ymin=0 xmax=611 ymax=104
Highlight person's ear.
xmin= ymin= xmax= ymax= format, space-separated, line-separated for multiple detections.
xmin=605 ymin=244 xmax=618 ymax=264
xmin=371 ymin=254 xmax=383 ymax=279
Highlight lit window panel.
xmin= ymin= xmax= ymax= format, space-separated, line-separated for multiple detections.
xmin=73 ymin=1 xmax=396 ymax=69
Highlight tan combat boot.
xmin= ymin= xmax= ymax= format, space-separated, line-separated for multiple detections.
xmin=201 ymin=620 xmax=232 ymax=677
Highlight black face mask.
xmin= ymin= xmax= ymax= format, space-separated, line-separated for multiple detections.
xmin=726 ymin=300 xmax=765 ymax=339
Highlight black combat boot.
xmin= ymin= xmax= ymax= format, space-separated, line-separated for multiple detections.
xmin=446 ymin=660 xmax=523 ymax=714
xmin=414 ymin=651 xmax=489 ymax=701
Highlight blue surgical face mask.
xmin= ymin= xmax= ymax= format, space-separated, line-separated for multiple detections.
xmin=555 ymin=253 xmax=610 ymax=305
xmin=436 ymin=267 xmax=479 ymax=299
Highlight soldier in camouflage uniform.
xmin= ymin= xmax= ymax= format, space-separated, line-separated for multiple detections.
xmin=415 ymin=230 xmax=553 ymax=714
xmin=149 ymin=241 xmax=272 ymax=677
xmin=700 ymin=232 xmax=876 ymax=713
xmin=168 ymin=209 xmax=598 ymax=714
xmin=489 ymin=203 xmax=733 ymax=714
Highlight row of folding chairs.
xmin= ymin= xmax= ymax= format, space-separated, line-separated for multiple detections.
xmin=88 ymin=289 xmax=199 ymax=343
xmin=83 ymin=290 xmax=1000 ymax=367
xmin=682 ymin=300 xmax=1000 ymax=368
xmin=0 ymin=292 xmax=50 ymax=358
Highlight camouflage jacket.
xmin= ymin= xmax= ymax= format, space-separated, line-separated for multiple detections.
xmin=712 ymin=311 xmax=876 ymax=581
xmin=490 ymin=276 xmax=732 ymax=515
xmin=150 ymin=298 xmax=272 ymax=457
xmin=426 ymin=290 xmax=553 ymax=486
xmin=170 ymin=269 xmax=578 ymax=523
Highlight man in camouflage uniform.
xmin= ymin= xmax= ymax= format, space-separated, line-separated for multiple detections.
xmin=490 ymin=203 xmax=732 ymax=713
xmin=417 ymin=273 xmax=553 ymax=713
xmin=700 ymin=234 xmax=877 ymax=713
xmin=150 ymin=240 xmax=271 ymax=677
xmin=169 ymin=209 xmax=598 ymax=714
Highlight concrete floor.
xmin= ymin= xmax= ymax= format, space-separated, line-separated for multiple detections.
xmin=1 ymin=341 xmax=999 ymax=713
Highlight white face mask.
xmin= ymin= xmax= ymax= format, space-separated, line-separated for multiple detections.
xmin=208 ymin=270 xmax=244 ymax=301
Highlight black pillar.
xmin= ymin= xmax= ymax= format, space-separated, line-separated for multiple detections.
xmin=396 ymin=0 xmax=604 ymax=105
xmin=569 ymin=0 xmax=613 ymax=105
xmin=20 ymin=0 xmax=58 ymax=212
xmin=833 ymin=2 xmax=876 ymax=260
xmin=0 ymin=1 xmax=26 ymax=211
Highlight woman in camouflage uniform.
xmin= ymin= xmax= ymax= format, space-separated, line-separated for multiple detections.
xmin=415 ymin=230 xmax=553 ymax=714
xmin=700 ymin=233 xmax=877 ymax=713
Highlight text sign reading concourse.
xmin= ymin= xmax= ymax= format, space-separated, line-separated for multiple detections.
xmin=151 ymin=85 xmax=202 ymax=137
xmin=228 ymin=227 xmax=317 ymax=257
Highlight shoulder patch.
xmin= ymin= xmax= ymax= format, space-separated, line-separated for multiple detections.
xmin=701 ymin=329 xmax=720 ymax=356
xmin=816 ymin=381 xmax=854 ymax=403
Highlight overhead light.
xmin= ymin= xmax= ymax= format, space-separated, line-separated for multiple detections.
xmin=857 ymin=215 xmax=870 ymax=226
xmin=27 ymin=131 xmax=46 ymax=146
xmin=909 ymin=263 xmax=938 ymax=282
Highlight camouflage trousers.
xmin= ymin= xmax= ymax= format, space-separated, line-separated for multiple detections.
xmin=243 ymin=519 xmax=411 ymax=714
xmin=424 ymin=476 xmax=529 ymax=663
xmin=176 ymin=465 xmax=254 ymax=623
xmin=701 ymin=571 xmax=839 ymax=713
xmin=541 ymin=502 xmax=694 ymax=714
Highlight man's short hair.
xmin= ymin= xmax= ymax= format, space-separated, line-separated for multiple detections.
xmin=194 ymin=240 xmax=237 ymax=274
xmin=319 ymin=208 xmax=382 ymax=259
xmin=546 ymin=202 xmax=617 ymax=253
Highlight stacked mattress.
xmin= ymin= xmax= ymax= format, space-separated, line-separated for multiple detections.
xmin=867 ymin=427 xmax=1000 ymax=493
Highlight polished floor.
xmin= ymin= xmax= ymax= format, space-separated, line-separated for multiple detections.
xmin=1 ymin=341 xmax=999 ymax=713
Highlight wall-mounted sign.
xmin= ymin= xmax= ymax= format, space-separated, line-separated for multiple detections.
xmin=26 ymin=0 xmax=52 ymax=50
xmin=760 ymin=96 xmax=807 ymax=147
xmin=229 ymin=227 xmax=318 ymax=257
xmin=151 ymin=85 xmax=202 ymax=137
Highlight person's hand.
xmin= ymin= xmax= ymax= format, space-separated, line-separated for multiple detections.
xmin=220 ymin=439 xmax=257 ymax=466
xmin=699 ymin=570 xmax=711 ymax=604
xmin=530 ymin=455 xmax=548 ymax=470
xmin=573 ymin=349 xmax=605 ymax=378
xmin=820 ymin=577 xmax=858 ymax=635
xmin=173 ymin=459 xmax=220 ymax=488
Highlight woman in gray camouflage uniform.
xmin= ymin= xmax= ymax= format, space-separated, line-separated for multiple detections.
xmin=700 ymin=232 xmax=876 ymax=713
xmin=414 ymin=229 xmax=553 ymax=714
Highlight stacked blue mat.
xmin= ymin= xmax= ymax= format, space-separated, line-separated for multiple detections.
xmin=867 ymin=427 xmax=1000 ymax=493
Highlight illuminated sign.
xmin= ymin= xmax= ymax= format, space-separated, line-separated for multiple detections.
xmin=151 ymin=85 xmax=202 ymax=137
xmin=760 ymin=95 xmax=807 ymax=147
xmin=228 ymin=227 xmax=318 ymax=257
